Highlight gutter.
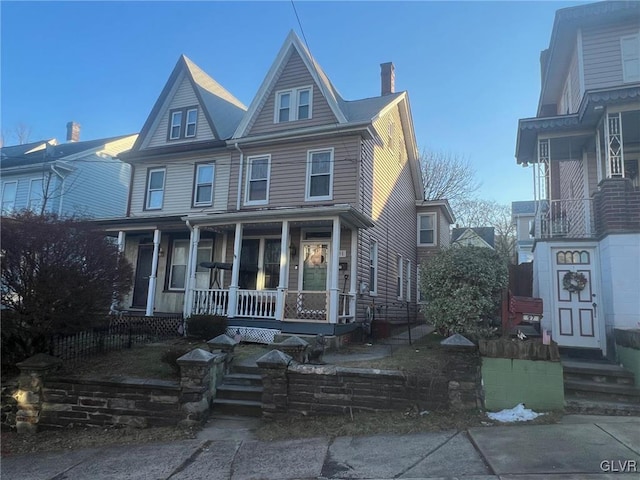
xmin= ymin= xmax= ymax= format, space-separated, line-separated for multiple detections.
xmin=50 ymin=163 xmax=69 ymax=216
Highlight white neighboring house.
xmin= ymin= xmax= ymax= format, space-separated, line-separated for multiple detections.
xmin=511 ymin=200 xmax=537 ymax=264
xmin=1 ymin=124 xmax=137 ymax=218
xmin=515 ymin=1 xmax=640 ymax=356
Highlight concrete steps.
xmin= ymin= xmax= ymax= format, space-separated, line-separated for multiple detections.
xmin=562 ymin=358 xmax=640 ymax=413
xmin=212 ymin=365 xmax=263 ymax=417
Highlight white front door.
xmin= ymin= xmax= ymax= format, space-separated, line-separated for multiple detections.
xmin=551 ymin=247 xmax=600 ymax=349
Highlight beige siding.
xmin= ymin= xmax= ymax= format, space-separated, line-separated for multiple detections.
xmin=146 ymin=75 xmax=215 ymax=148
xmin=129 ymin=152 xmax=231 ymax=216
xmin=355 ymin=106 xmax=419 ymax=323
xmin=582 ymin=20 xmax=639 ymax=90
xmin=228 ymin=137 xmax=360 ymax=209
xmin=246 ymin=50 xmax=339 ymax=136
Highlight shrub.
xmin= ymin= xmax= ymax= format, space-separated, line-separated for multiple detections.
xmin=186 ymin=314 xmax=227 ymax=340
xmin=1 ymin=212 xmax=133 ymax=369
xmin=419 ymin=246 xmax=507 ymax=339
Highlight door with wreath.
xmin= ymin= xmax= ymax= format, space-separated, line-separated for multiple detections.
xmin=551 ymin=247 xmax=600 ymax=349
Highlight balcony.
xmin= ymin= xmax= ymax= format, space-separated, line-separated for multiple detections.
xmin=537 ymin=198 xmax=595 ymax=239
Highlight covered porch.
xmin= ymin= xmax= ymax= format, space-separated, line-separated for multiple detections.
xmin=183 ymin=205 xmax=374 ymax=328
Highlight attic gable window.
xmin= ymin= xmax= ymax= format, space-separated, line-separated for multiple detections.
xmin=275 ymin=86 xmax=312 ymax=123
xmin=168 ymin=106 xmax=198 ymax=140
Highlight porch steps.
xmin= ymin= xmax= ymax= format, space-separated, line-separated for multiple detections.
xmin=562 ymin=358 xmax=640 ymax=414
xmin=212 ymin=366 xmax=263 ymax=417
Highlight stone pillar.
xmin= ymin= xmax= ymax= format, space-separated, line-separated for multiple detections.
xmin=14 ymin=354 xmax=62 ymax=434
xmin=256 ymin=350 xmax=293 ymax=419
xmin=207 ymin=334 xmax=238 ymax=373
xmin=440 ymin=335 xmax=482 ymax=410
xmin=177 ymin=348 xmax=224 ymax=427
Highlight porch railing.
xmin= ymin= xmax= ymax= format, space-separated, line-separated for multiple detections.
xmin=537 ymin=198 xmax=595 ymax=239
xmin=338 ymin=293 xmax=355 ymax=323
xmin=284 ymin=291 xmax=328 ymax=322
xmin=237 ymin=290 xmax=278 ymax=319
xmin=192 ymin=289 xmax=229 ymax=316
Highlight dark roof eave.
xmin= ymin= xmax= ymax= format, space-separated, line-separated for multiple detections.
xmin=121 ymin=139 xmax=228 ymax=162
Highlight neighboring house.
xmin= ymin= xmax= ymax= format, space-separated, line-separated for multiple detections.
xmin=98 ymin=31 xmax=453 ymax=343
xmin=515 ymin=1 xmax=640 ymax=356
xmin=451 ymin=227 xmax=495 ymax=249
xmin=511 ymin=200 xmax=538 ymax=264
xmin=1 ymin=125 xmax=136 ymax=218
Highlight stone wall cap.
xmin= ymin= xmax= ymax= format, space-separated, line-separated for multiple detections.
xmin=256 ymin=349 xmax=293 ymax=367
xmin=16 ymin=353 xmax=63 ymax=371
xmin=277 ymin=336 xmax=309 ymax=347
xmin=177 ymin=348 xmax=216 ymax=365
xmin=207 ymin=334 xmax=237 ymax=346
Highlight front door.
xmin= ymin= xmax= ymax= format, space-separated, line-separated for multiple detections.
xmin=302 ymin=243 xmax=329 ymax=291
xmin=552 ymin=247 xmax=600 ymax=349
xmin=132 ymin=244 xmax=153 ymax=308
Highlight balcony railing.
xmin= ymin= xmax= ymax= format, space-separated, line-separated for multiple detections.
xmin=284 ymin=290 xmax=328 ymax=322
xmin=192 ymin=289 xmax=229 ymax=316
xmin=237 ymin=290 xmax=278 ymax=319
xmin=338 ymin=293 xmax=355 ymax=323
xmin=536 ymin=198 xmax=595 ymax=239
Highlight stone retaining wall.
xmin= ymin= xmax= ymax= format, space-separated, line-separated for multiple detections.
xmin=257 ymin=346 xmax=481 ymax=418
xmin=615 ymin=328 xmax=640 ymax=385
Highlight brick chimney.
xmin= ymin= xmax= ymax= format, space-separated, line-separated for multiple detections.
xmin=380 ymin=62 xmax=395 ymax=96
xmin=66 ymin=121 xmax=80 ymax=142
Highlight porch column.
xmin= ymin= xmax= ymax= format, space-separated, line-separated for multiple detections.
xmin=220 ymin=232 xmax=228 ymax=286
xmin=228 ymin=223 xmax=243 ymax=318
xmin=117 ymin=231 xmax=126 ymax=253
xmin=595 ymin=127 xmax=603 ymax=183
xmin=110 ymin=231 xmax=127 ymax=313
xmin=146 ymin=229 xmax=161 ymax=317
xmin=349 ymin=227 xmax=358 ymax=321
xmin=605 ymin=112 xmax=625 ymax=177
xmin=276 ymin=220 xmax=290 ymax=321
xmin=183 ymin=225 xmax=200 ymax=319
xmin=329 ymin=218 xmax=341 ymax=324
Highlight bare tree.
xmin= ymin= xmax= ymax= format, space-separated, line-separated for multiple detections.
xmin=420 ymin=149 xmax=480 ymax=203
xmin=1 ymin=122 xmax=33 ymax=146
xmin=455 ymin=198 xmax=517 ymax=264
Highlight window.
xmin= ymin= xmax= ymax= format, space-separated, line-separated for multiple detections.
xmin=418 ymin=214 xmax=436 ymax=245
xmin=168 ymin=106 xmax=198 ymax=140
xmin=245 ymin=155 xmax=270 ymax=205
xmin=275 ymin=87 xmax=312 ymax=123
xmin=1 ymin=181 xmax=17 ymax=214
xmin=263 ymin=239 xmax=281 ymax=289
xmin=169 ymin=239 xmax=189 ymax=290
xmin=397 ymin=255 xmax=403 ymax=299
xmin=195 ymin=240 xmax=214 ymax=289
xmin=146 ymin=168 xmax=166 ymax=210
xmin=28 ymin=178 xmax=45 ymax=213
xmin=621 ymin=35 xmax=640 ymax=83
xmin=185 ymin=108 xmax=197 ymax=137
xmin=306 ymin=148 xmax=333 ymax=201
xmin=369 ymin=240 xmax=378 ymax=295
xmin=193 ymin=164 xmax=214 ymax=206
xmin=406 ymin=259 xmax=411 ymax=301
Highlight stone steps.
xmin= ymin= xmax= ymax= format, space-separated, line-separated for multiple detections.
xmin=212 ymin=365 xmax=263 ymax=417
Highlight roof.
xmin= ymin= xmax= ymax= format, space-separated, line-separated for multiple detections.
xmin=0 ymin=135 xmax=133 ymax=169
xmin=131 ymin=55 xmax=247 ymax=153
xmin=451 ymin=227 xmax=495 ymax=248
xmin=511 ymin=201 xmax=537 ymax=216
xmin=0 ymin=139 xmax=56 ymax=159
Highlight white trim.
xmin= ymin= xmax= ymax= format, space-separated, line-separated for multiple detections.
xmin=397 ymin=254 xmax=403 ymax=300
xmin=244 ymin=154 xmax=271 ymax=206
xmin=193 ymin=163 xmax=215 ymax=207
xmin=185 ymin=107 xmax=198 ymax=138
xmin=273 ymin=85 xmax=313 ymax=123
xmin=577 ymin=29 xmax=585 ymax=98
xmin=417 ymin=213 xmax=437 ymax=246
xmin=1 ymin=180 xmax=18 ymax=214
xmin=369 ymin=239 xmax=378 ymax=295
xmin=170 ymin=111 xmax=182 ymax=140
xmin=621 ymin=34 xmax=640 ymax=84
xmin=305 ymin=147 xmax=334 ymax=202
xmin=406 ymin=259 xmax=411 ymax=302
xmin=146 ymin=167 xmax=166 ymax=210
xmin=27 ymin=177 xmax=45 ymax=212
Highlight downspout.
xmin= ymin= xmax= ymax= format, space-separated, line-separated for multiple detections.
xmin=234 ymin=143 xmax=244 ymax=211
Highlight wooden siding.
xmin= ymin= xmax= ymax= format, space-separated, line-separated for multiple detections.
xmin=582 ymin=20 xmax=639 ymax=90
xmin=129 ymin=152 xmax=231 ymax=216
xmin=228 ymin=137 xmax=360 ymax=209
xmin=146 ymin=74 xmax=215 ymax=149
xmin=246 ymin=50 xmax=339 ymax=136
xmin=356 ymin=106 xmax=419 ymax=324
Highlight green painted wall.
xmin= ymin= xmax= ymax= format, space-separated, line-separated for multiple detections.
xmin=482 ymin=358 xmax=564 ymax=411
xmin=617 ymin=345 xmax=640 ymax=386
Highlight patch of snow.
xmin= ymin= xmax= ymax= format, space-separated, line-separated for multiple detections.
xmin=487 ymin=403 xmax=544 ymax=423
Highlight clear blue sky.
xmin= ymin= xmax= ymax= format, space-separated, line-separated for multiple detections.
xmin=1 ymin=1 xmax=587 ymax=205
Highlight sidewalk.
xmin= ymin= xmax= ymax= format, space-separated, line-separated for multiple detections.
xmin=3 ymin=414 xmax=638 ymax=479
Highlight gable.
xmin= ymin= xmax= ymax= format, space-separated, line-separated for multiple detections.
xmin=452 ymin=228 xmax=494 ymax=249
xmin=245 ymin=49 xmax=339 ymax=137
xmin=142 ymin=73 xmax=216 ymax=149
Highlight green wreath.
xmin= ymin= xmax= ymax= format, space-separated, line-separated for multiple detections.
xmin=563 ymin=271 xmax=587 ymax=293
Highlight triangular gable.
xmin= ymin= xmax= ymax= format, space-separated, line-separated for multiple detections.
xmin=452 ymin=228 xmax=494 ymax=249
xmin=233 ymin=30 xmax=347 ymax=139
xmin=133 ymin=56 xmax=246 ymax=152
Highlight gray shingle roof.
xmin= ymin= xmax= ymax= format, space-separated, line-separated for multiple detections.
xmin=451 ymin=227 xmax=495 ymax=248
